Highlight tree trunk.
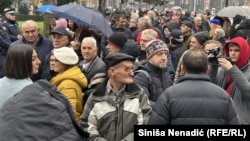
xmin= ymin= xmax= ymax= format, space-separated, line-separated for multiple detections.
xmin=98 ymin=0 xmax=106 ymax=14
xmin=42 ymin=0 xmax=57 ymax=38
xmin=225 ymin=0 xmax=229 ymax=7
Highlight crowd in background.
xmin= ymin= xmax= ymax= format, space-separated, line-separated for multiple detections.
xmin=0 ymin=5 xmax=250 ymax=140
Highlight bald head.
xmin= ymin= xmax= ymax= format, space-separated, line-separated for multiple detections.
xmin=22 ymin=20 xmax=39 ymax=31
xmin=21 ymin=20 xmax=40 ymax=45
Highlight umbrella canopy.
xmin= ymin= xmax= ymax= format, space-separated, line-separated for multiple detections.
xmin=36 ymin=4 xmax=57 ymax=14
xmin=171 ymin=6 xmax=182 ymax=10
xmin=217 ymin=6 xmax=250 ymax=18
xmin=51 ymin=4 xmax=113 ymax=37
xmin=21 ymin=0 xmax=31 ymax=4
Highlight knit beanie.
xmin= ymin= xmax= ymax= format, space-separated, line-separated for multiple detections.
xmin=210 ymin=18 xmax=220 ymax=25
xmin=108 ymin=32 xmax=128 ymax=49
xmin=193 ymin=31 xmax=210 ymax=45
xmin=146 ymin=39 xmax=169 ymax=60
xmin=55 ymin=18 xmax=67 ymax=28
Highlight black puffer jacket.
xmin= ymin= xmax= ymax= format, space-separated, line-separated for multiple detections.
xmin=233 ymin=19 xmax=250 ymax=40
xmin=0 ymin=80 xmax=88 ymax=141
xmin=120 ymin=39 xmax=141 ymax=58
xmin=133 ymin=62 xmax=173 ymax=107
xmin=148 ymin=74 xmax=240 ymax=125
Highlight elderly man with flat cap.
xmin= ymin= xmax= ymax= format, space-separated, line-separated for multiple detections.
xmin=2 ymin=8 xmax=21 ymax=42
xmin=79 ymin=52 xmax=152 ymax=141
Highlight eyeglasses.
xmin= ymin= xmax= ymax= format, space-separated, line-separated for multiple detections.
xmin=113 ymin=64 xmax=134 ymax=72
xmin=9 ymin=13 xmax=15 ymax=16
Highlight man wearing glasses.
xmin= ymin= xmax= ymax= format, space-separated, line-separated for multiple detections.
xmin=2 ymin=8 xmax=22 ymax=42
xmin=80 ymin=52 xmax=152 ymax=141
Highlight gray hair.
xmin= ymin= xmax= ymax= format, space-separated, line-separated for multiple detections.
xmin=141 ymin=29 xmax=158 ymax=41
xmin=130 ymin=13 xmax=139 ymax=22
xmin=81 ymin=37 xmax=97 ymax=48
xmin=215 ymin=28 xmax=225 ymax=38
xmin=138 ymin=16 xmax=152 ymax=28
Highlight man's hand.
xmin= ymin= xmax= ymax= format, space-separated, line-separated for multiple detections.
xmin=17 ymin=34 xmax=22 ymax=40
xmin=218 ymin=57 xmax=233 ymax=71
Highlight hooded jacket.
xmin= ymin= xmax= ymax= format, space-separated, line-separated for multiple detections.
xmin=216 ymin=37 xmax=250 ymax=124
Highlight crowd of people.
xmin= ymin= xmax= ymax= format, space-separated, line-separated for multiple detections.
xmin=0 ymin=5 xmax=250 ymax=140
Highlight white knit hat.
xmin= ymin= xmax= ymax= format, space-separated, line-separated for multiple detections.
xmin=53 ymin=47 xmax=79 ymax=65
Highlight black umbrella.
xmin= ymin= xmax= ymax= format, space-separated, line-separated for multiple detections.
xmin=51 ymin=4 xmax=113 ymax=37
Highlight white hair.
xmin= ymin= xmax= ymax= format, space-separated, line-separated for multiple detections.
xmin=81 ymin=37 xmax=97 ymax=48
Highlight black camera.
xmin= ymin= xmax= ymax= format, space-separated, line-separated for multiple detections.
xmin=206 ymin=47 xmax=232 ymax=65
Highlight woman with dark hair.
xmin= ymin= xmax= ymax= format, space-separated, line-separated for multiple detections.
xmin=0 ymin=44 xmax=41 ymax=107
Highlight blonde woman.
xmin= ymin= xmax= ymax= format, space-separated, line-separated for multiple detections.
xmin=209 ymin=18 xmax=222 ymax=38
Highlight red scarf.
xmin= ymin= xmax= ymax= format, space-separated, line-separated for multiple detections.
xmin=225 ymin=75 xmax=233 ymax=96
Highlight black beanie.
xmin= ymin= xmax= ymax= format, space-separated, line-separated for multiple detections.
xmin=108 ymin=32 xmax=128 ymax=49
xmin=193 ymin=31 xmax=210 ymax=45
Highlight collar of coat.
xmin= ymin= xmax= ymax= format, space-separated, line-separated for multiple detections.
xmin=92 ymin=78 xmax=141 ymax=97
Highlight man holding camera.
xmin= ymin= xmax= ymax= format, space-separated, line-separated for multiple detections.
xmin=209 ymin=36 xmax=250 ymax=125
xmin=203 ymin=40 xmax=224 ymax=84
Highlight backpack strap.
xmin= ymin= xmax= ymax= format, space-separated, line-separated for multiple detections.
xmin=134 ymin=69 xmax=151 ymax=83
xmin=36 ymin=80 xmax=89 ymax=139
xmin=134 ymin=69 xmax=154 ymax=100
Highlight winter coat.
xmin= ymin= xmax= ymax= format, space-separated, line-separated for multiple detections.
xmin=0 ymin=80 xmax=87 ymax=141
xmin=148 ymin=74 xmax=240 ymax=125
xmin=169 ymin=43 xmax=187 ymax=70
xmin=133 ymin=62 xmax=173 ymax=107
xmin=0 ymin=25 xmax=11 ymax=55
xmin=78 ymin=55 xmax=107 ymax=106
xmin=2 ymin=18 xmax=20 ymax=42
xmin=79 ymin=79 xmax=152 ymax=141
xmin=213 ymin=37 xmax=250 ymax=124
xmin=50 ymin=66 xmax=88 ymax=121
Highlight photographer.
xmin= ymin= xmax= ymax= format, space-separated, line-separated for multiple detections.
xmin=204 ymin=40 xmax=225 ymax=84
xmin=209 ymin=37 xmax=250 ymax=125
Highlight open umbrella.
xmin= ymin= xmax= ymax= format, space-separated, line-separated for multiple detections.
xmin=51 ymin=4 xmax=113 ymax=37
xmin=217 ymin=6 xmax=250 ymax=18
xmin=36 ymin=4 xmax=57 ymax=14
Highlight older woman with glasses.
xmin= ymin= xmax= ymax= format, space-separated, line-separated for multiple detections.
xmin=50 ymin=47 xmax=88 ymax=121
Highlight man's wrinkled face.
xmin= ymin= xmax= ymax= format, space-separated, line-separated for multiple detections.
xmin=110 ymin=60 xmax=135 ymax=85
xmin=140 ymin=33 xmax=151 ymax=51
xmin=22 ymin=25 xmax=39 ymax=44
xmin=52 ymin=34 xmax=69 ymax=48
xmin=81 ymin=41 xmax=98 ymax=63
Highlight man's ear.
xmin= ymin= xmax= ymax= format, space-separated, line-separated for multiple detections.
xmin=181 ymin=64 xmax=187 ymax=75
xmin=205 ymin=64 xmax=210 ymax=74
